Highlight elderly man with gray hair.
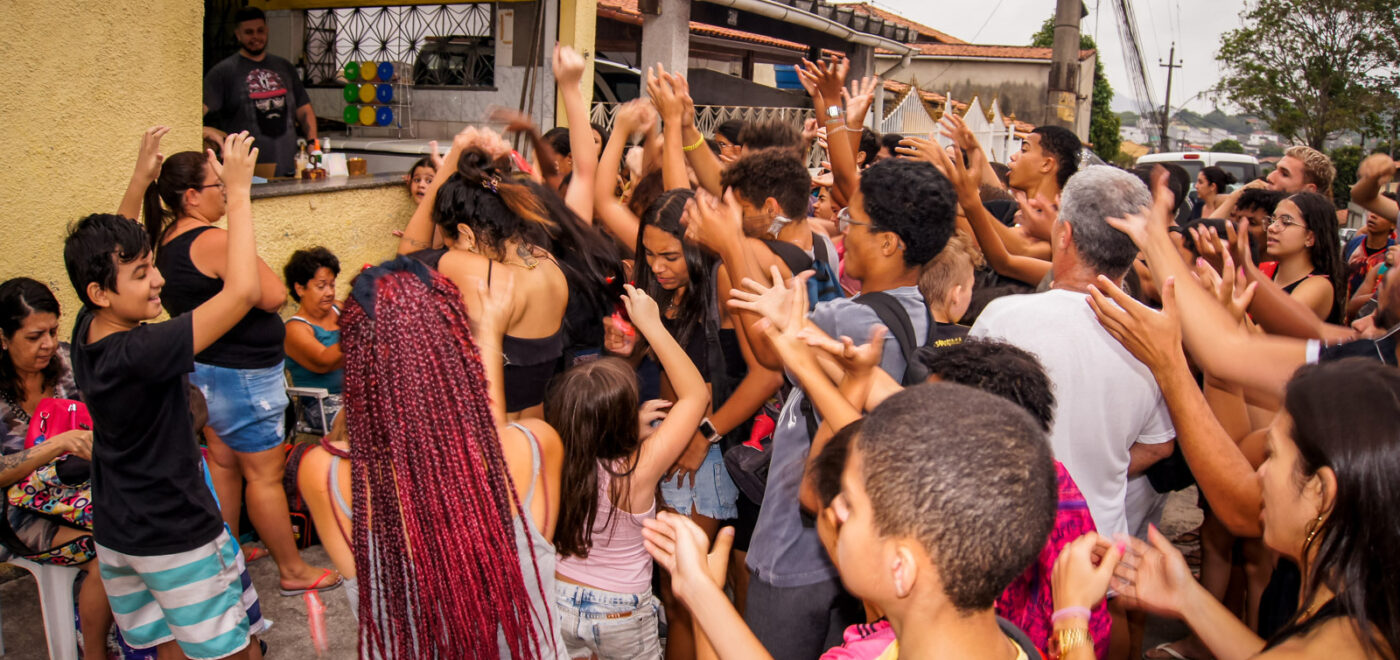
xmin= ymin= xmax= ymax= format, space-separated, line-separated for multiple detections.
xmin=970 ymin=165 xmax=1176 ymax=541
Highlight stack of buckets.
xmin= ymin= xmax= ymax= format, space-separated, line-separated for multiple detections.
xmin=342 ymin=61 xmax=397 ymax=127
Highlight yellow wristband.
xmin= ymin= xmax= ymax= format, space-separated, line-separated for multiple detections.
xmin=682 ymin=135 xmax=707 ymax=153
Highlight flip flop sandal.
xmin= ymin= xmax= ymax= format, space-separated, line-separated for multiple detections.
xmin=279 ymin=569 xmax=344 ymax=597
xmin=244 ymin=546 xmax=270 ymax=563
xmin=1144 ymin=642 xmax=1193 ymax=660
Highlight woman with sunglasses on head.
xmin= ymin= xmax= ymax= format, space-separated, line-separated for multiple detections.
xmin=128 ymin=128 xmax=341 ymax=597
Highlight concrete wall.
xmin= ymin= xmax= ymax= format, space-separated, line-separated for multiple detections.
xmin=881 ymin=54 xmax=1096 ymax=139
xmin=0 ymin=0 xmax=205 ymax=334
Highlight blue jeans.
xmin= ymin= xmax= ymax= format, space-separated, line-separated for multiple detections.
xmin=555 ymin=582 xmax=661 ymax=660
xmin=660 ymin=444 xmax=739 ymax=519
xmin=192 ymin=363 xmax=288 ymax=453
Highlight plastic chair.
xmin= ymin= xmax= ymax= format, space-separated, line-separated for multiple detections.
xmin=285 ymin=371 xmax=331 ymax=438
xmin=5 ymin=557 xmax=79 ymax=660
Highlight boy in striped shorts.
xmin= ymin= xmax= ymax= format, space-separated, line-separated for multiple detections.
xmin=64 ymin=133 xmax=265 ymax=659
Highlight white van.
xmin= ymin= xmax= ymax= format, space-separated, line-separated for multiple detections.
xmin=1136 ymin=152 xmax=1261 ymax=186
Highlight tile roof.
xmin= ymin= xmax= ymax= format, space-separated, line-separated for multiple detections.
xmin=887 ymin=43 xmax=1095 ymax=61
xmin=598 ymin=0 xmax=809 ymax=53
xmin=842 ymin=3 xmax=967 ymax=44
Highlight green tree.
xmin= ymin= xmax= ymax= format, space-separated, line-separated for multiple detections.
xmin=1329 ymin=145 xmax=1364 ymax=207
xmin=1032 ymin=18 xmax=1120 ymax=162
xmin=1211 ymin=139 xmax=1246 ymax=153
xmin=1258 ymin=142 xmax=1285 ymax=158
xmin=1215 ymin=0 xmax=1400 ymax=149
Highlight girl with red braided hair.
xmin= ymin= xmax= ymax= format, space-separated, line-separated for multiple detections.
xmin=336 ymin=257 xmax=568 ymax=659
xmin=549 ymin=283 xmax=711 ymax=658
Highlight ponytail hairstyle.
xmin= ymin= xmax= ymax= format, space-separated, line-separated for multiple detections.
xmin=1199 ymin=166 xmax=1235 ymax=197
xmin=544 ymin=357 xmax=641 ymax=559
xmin=143 ymin=151 xmax=209 ymax=250
xmin=341 ymin=260 xmax=547 ymax=659
xmin=1288 ymin=191 xmax=1346 ymax=322
xmin=0 ymin=278 xmax=63 ymax=405
xmin=634 ymin=189 xmax=714 ymax=350
xmin=433 ymin=147 xmax=553 ymax=260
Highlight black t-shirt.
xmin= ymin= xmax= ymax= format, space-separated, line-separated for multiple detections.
xmin=1318 ymin=324 xmax=1399 ymax=366
xmin=70 ymin=309 xmax=223 ymax=555
xmin=927 ymin=321 xmax=969 ymax=349
xmin=204 ymin=53 xmax=310 ymax=177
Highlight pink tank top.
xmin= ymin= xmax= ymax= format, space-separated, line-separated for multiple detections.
xmin=555 ymin=463 xmax=657 ymax=594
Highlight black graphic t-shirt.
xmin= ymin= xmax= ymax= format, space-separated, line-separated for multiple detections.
xmin=204 ymin=53 xmax=310 ymax=177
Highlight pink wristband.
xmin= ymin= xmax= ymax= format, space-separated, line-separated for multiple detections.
xmin=1051 ymin=606 xmax=1091 ymax=624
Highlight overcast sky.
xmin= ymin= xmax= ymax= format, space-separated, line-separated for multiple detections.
xmin=872 ymin=0 xmax=1248 ymax=115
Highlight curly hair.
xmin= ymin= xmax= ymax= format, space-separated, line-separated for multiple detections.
xmin=433 ymin=146 xmax=554 ymax=260
xmin=721 ymin=148 xmax=812 ymax=221
xmin=858 ymin=159 xmax=957 ymax=267
xmin=915 ymin=338 xmax=1056 ymax=432
xmin=282 ymin=247 xmax=341 ymax=302
xmin=1032 ymin=125 xmax=1081 ymax=190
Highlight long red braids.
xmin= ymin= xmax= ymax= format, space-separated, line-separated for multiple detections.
xmin=342 ymin=262 xmax=545 ymax=659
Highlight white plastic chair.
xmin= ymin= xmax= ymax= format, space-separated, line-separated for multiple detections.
xmin=5 ymin=557 xmax=79 ymax=660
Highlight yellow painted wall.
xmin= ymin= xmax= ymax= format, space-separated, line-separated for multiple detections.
xmin=0 ymin=1 xmax=415 ymax=338
xmin=0 ymin=0 xmax=204 ymax=334
xmin=557 ymin=0 xmax=599 ymax=124
xmin=251 ymin=186 xmax=417 ymax=309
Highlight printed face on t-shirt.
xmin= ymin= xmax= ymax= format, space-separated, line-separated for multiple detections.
xmin=245 ymin=67 xmax=289 ymax=137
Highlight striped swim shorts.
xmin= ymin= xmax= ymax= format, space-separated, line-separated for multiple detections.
xmin=97 ymin=529 xmax=252 ymax=660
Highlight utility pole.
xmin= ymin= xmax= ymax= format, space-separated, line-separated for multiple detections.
xmin=1159 ymin=43 xmax=1183 ymax=152
xmin=1044 ymin=0 xmax=1083 ymax=134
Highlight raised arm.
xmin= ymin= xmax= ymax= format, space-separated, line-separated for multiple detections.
xmin=1087 ymin=276 xmax=1263 ymax=536
xmin=1110 ymin=174 xmax=1308 ymax=397
xmin=912 ymin=136 xmax=1051 ymax=285
xmin=647 ymin=65 xmax=691 ymax=192
xmin=119 ymin=126 xmax=170 ymax=221
xmin=554 ymin=45 xmax=597 ymax=222
xmin=627 ymin=285 xmax=711 ymax=498
xmin=800 ymin=58 xmax=859 ymax=204
xmin=669 ymin=73 xmax=724 ymax=197
xmin=396 ymin=127 xmax=509 ymax=255
xmin=465 ymin=270 xmax=515 ymax=425
xmin=1351 ymin=153 xmax=1399 ymax=221
xmin=191 ymin=132 xmax=261 ymax=353
xmin=593 ymin=100 xmax=652 ymax=248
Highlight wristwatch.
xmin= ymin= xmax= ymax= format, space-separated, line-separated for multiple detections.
xmin=825 ymin=104 xmax=843 ymax=120
xmin=1048 ymin=626 xmax=1091 ymax=659
xmin=699 ymin=418 xmax=722 ymax=444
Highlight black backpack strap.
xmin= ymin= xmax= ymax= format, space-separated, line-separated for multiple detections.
xmin=852 ymin=291 xmax=922 ymax=386
xmin=761 ymin=239 xmax=813 ymax=275
xmin=811 ymin=234 xmax=831 ymax=264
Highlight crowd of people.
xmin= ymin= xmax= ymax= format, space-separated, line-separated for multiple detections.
xmin=2 ymin=39 xmax=1398 ymax=660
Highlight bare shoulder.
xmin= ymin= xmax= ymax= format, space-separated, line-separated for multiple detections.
xmin=1257 ymin=618 xmax=1381 ymax=660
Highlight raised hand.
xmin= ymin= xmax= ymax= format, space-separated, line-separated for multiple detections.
xmin=427 ymin=140 xmax=444 ymax=171
xmin=1014 ymin=190 xmax=1060 ymax=238
xmin=603 ymin=312 xmax=639 ymax=356
xmin=683 ymin=188 xmax=745 ymax=252
xmin=800 ymin=324 xmax=886 ymax=378
xmin=641 ymin=511 xmax=735 ymax=601
xmin=842 ymin=76 xmax=879 ymax=124
xmin=488 ymin=107 xmax=538 ymax=135
xmin=466 ymin=268 xmax=515 ymax=342
xmin=613 ymin=98 xmax=658 ymax=138
xmin=645 ymin=64 xmax=685 ymax=123
xmin=218 ymin=131 xmax=257 ymax=193
xmin=728 ymin=265 xmax=810 ymax=332
xmin=553 ymin=43 xmax=586 ymax=87
xmin=134 ymin=126 xmax=171 ymax=184
xmin=798 ymin=56 xmax=849 ymax=108
xmin=1087 ymin=274 xmax=1183 ymax=373
xmin=1051 ymin=532 xmax=1125 ymax=611
xmin=620 ymin=283 xmax=664 ymax=335
xmin=1357 ymin=152 xmax=1397 ymax=186
xmin=637 ymin=399 xmax=672 ymax=441
xmin=1109 ymin=525 xmax=1197 ymax=618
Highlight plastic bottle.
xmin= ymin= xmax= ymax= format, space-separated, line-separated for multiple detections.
xmin=294 ymin=139 xmax=309 ymax=179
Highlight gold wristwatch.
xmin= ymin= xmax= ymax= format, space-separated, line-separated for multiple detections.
xmin=1049 ymin=626 xmax=1091 ymax=659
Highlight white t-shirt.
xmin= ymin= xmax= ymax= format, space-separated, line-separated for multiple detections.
xmin=970 ymin=289 xmax=1175 ymax=537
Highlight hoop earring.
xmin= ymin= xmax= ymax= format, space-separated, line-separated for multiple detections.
xmin=1304 ymin=511 xmax=1326 ymax=548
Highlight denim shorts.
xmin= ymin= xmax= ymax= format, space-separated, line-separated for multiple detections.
xmin=192 ymin=363 xmax=289 ymax=454
xmin=660 ymin=444 xmax=739 ymax=519
xmin=555 ymin=582 xmax=661 ymax=660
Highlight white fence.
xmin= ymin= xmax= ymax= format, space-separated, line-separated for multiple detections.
xmin=879 ymin=88 xmax=1023 ymax=164
xmin=590 ymin=103 xmax=815 ymax=138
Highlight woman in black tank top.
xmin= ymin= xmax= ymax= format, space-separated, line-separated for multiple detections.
xmin=141 ymin=149 xmax=340 ymax=594
xmin=1262 ymin=193 xmax=1345 ymax=324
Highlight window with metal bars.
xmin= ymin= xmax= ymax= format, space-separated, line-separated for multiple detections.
xmin=304 ymin=4 xmax=495 ymax=89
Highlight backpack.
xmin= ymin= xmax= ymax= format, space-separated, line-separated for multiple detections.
xmin=761 ymin=237 xmax=844 ymax=310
